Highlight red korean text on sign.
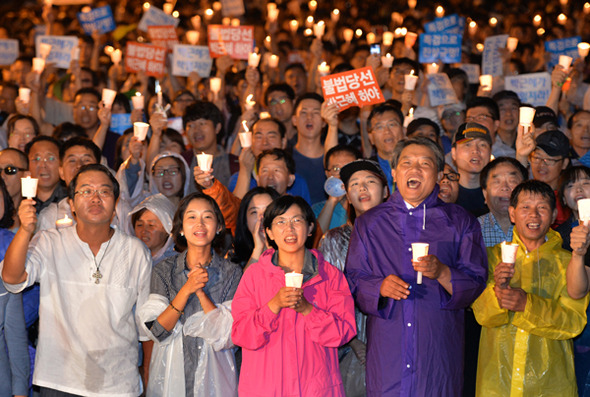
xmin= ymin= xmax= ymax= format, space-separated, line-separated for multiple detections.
xmin=125 ymin=42 xmax=167 ymax=77
xmin=320 ymin=66 xmax=385 ymax=111
xmin=207 ymin=25 xmax=254 ymax=60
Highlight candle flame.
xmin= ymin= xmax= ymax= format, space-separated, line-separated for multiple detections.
xmin=242 ymin=120 xmax=249 ymax=132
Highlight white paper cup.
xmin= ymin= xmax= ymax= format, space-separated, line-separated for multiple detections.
xmin=131 ymin=95 xmax=144 ymax=110
xmin=102 ymin=88 xmax=117 ymax=109
xmin=133 ymin=122 xmax=150 ymax=141
xmin=32 ymin=57 xmax=45 ymax=73
xmin=519 ymin=106 xmax=536 ymax=127
xmin=479 ymin=74 xmax=492 ymax=91
xmin=578 ymin=198 xmax=590 ymax=224
xmin=19 ymin=88 xmax=31 ymax=104
xmin=110 ymin=49 xmax=122 ymax=65
xmin=383 ymin=31 xmax=394 ymax=46
xmin=238 ymin=131 xmax=252 ymax=148
xmin=21 ymin=177 xmax=38 ymax=198
xmin=404 ymin=74 xmax=419 ymax=90
xmin=579 ymin=43 xmax=590 ymax=58
xmin=197 ymin=152 xmax=213 ymax=172
xmin=506 ymin=37 xmax=519 ymax=52
xmin=186 ymin=30 xmax=199 ymax=45
xmin=404 ymin=32 xmax=418 ymax=48
xmin=411 ymin=242 xmax=429 ymax=284
xmin=501 ymin=241 xmax=519 ymax=264
xmin=559 ymin=55 xmax=573 ymax=70
xmin=268 ymin=54 xmax=279 ymax=68
xmin=248 ymin=52 xmax=261 ymax=67
xmin=210 ymin=77 xmax=222 ymax=94
xmin=381 ymin=54 xmax=394 ymax=68
xmin=285 ymin=272 xmax=303 ymax=288
xmin=426 ymin=63 xmax=439 ymax=74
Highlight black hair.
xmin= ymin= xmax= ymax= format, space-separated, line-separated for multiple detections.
xmin=171 ymin=192 xmax=226 ymax=254
xmin=293 ymin=92 xmax=324 ymax=113
xmin=324 ymin=144 xmax=361 ymax=169
xmin=174 ymin=89 xmax=196 ymax=102
xmin=367 ymin=104 xmax=404 ymax=131
xmin=391 ymin=57 xmax=421 ymax=73
xmin=74 ymin=87 xmax=101 ymax=103
xmin=405 ymin=118 xmax=441 ymax=140
xmin=162 ymin=128 xmax=186 ymax=151
xmin=67 ymin=163 xmax=120 ymax=202
xmin=152 ymin=155 xmax=187 ymax=199
xmin=52 ymin=122 xmax=87 ymax=142
xmin=114 ymin=130 xmax=133 ymax=171
xmin=264 ymin=83 xmax=295 ymax=105
xmin=112 ymin=93 xmax=131 ymax=113
xmin=183 ymin=100 xmax=224 ymax=129
xmin=263 ymin=195 xmax=317 ymax=250
xmin=59 ymin=137 xmax=101 ymax=163
xmin=24 ymin=135 xmax=60 ymax=157
xmin=559 ymin=166 xmax=590 ymax=209
xmin=285 ymin=63 xmax=307 ymax=76
xmin=131 ymin=207 xmax=147 ymax=230
xmin=480 ymin=157 xmax=529 ymax=190
xmin=0 ymin=177 xmax=15 ymax=229
xmin=256 ymin=148 xmax=296 ymax=176
xmin=568 ymin=110 xmax=590 ymax=129
xmin=466 ymin=97 xmax=500 ymax=121
xmin=7 ymin=114 xmax=39 ymax=137
xmin=80 ymin=67 xmax=99 ymax=87
xmin=251 ymin=117 xmax=287 ymax=139
xmin=510 ymin=180 xmax=556 ymax=212
xmin=232 ymin=187 xmax=280 ymax=265
xmin=392 ymin=137 xmax=445 ymax=172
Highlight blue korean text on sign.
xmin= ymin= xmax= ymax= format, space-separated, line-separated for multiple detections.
xmin=504 ymin=72 xmax=551 ymax=107
xmin=482 ymin=35 xmax=508 ymax=77
xmin=419 ymin=34 xmax=462 ymax=63
xmin=78 ymin=5 xmax=116 ymax=35
xmin=0 ymin=39 xmax=19 ymax=65
xmin=172 ymin=45 xmax=213 ymax=77
xmin=427 ymin=73 xmax=459 ymax=107
xmin=138 ymin=6 xmax=179 ymax=32
xmin=424 ymin=14 xmax=465 ymax=34
xmin=35 ymin=35 xmax=78 ymax=69
xmin=545 ymin=36 xmax=581 ymax=71
xmin=110 ymin=113 xmax=132 ymax=135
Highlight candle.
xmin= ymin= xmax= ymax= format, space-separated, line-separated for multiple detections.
xmin=435 ymin=6 xmax=444 ymax=18
xmin=559 ymin=55 xmax=573 ymax=71
xmin=133 ymin=122 xmax=150 ymax=141
xmin=355 ymin=29 xmax=363 ymax=38
xmin=197 ymin=152 xmax=213 ymax=172
xmin=468 ymin=21 xmax=477 ymax=37
xmin=260 ymin=111 xmax=271 ymax=119
xmin=304 ymin=28 xmax=313 ymax=37
xmin=245 ymin=94 xmax=255 ymax=110
xmin=222 ymin=17 xmax=231 ymax=26
xmin=313 ymin=21 xmax=325 ymax=38
xmin=186 ymin=30 xmax=199 ymax=45
xmin=81 ymin=6 xmax=91 ymax=13
xmin=404 ymin=70 xmax=418 ymax=91
xmin=104 ymin=45 xmax=114 ymax=55
xmin=110 ymin=49 xmax=122 ymax=64
xmin=405 ymin=32 xmax=418 ymax=48
xmin=408 ymin=0 xmax=417 ymax=9
xmin=289 ymin=19 xmax=299 ymax=33
xmin=479 ymin=74 xmax=492 ymax=91
xmin=426 ymin=63 xmax=439 ymax=74
xmin=19 ymin=88 xmax=31 ymax=104
xmin=391 ymin=12 xmax=404 ymax=25
xmin=585 ymin=3 xmax=590 ymax=14
xmin=411 ymin=242 xmax=429 ymax=284
xmin=537 ymin=28 xmax=545 ymax=36
xmin=506 ymin=37 xmax=518 ymax=52
xmin=383 ymin=31 xmax=394 ymax=46
xmin=579 ymin=42 xmax=590 ymax=58
xmin=212 ymin=1 xmax=222 ymax=11
xmin=366 ymin=32 xmax=376 ymax=45
xmin=267 ymin=2 xmax=277 ymax=14
xmin=557 ymin=13 xmax=567 ymax=25
xmin=317 ymin=62 xmax=330 ymax=76
xmin=157 ymin=91 xmax=163 ymax=107
xmin=519 ymin=106 xmax=536 ymax=134
xmin=56 ymin=214 xmax=73 ymax=229
xmin=132 ymin=93 xmax=144 ymax=110
xmin=231 ymin=18 xmax=240 ymax=26
xmin=32 ymin=57 xmax=45 ymax=74
xmin=172 ymin=10 xmax=179 ymax=18
xmin=143 ymin=2 xmax=150 ymax=11
xmin=163 ymin=2 xmax=173 ymax=14
xmin=191 ymin=15 xmax=201 ymax=29
xmin=239 ymin=121 xmax=252 ymax=147
xmin=403 ymin=108 xmax=414 ymax=128
xmin=331 ymin=9 xmax=340 ymax=23
xmin=309 ymin=0 xmax=317 ymax=12
xmin=560 ymin=0 xmax=568 ymax=6
xmin=268 ymin=54 xmax=279 ymax=68
xmin=268 ymin=7 xmax=279 ymax=21
xmin=21 ymin=176 xmax=38 ymax=199
xmin=489 ymin=17 xmax=498 ymax=28
xmin=204 ymin=8 xmax=214 ymax=21
xmin=381 ymin=53 xmax=394 ymax=68
xmin=248 ymin=51 xmax=261 ymax=68
xmin=533 ymin=14 xmax=542 ymax=27
xmin=71 ymin=47 xmax=80 ymax=61
xmin=343 ymin=28 xmax=354 ymax=42
xmin=101 ymin=88 xmax=117 ymax=109
xmin=306 ymin=16 xmax=314 ymax=28
xmin=210 ymin=77 xmax=222 ymax=96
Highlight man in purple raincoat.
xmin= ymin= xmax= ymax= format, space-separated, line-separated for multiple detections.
xmin=346 ymin=137 xmax=488 ymax=396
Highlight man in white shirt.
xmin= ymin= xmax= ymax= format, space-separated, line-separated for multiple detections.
xmin=2 ymin=163 xmax=151 ymax=396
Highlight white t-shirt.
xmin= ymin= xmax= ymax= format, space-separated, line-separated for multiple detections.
xmin=2 ymin=226 xmax=152 ymax=396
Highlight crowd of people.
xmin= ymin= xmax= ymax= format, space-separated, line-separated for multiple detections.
xmin=3 ymin=0 xmax=590 ymax=396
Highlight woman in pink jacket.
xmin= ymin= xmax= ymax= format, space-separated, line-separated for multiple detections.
xmin=231 ymin=195 xmax=357 ymax=396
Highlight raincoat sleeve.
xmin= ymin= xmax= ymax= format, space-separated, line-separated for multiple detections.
xmin=231 ymin=268 xmax=280 ymax=350
xmin=472 ymin=247 xmax=511 ymax=328
xmin=203 ymin=179 xmax=241 ymax=235
xmin=441 ymin=213 xmax=488 ymax=310
xmin=345 ymin=224 xmax=396 ymax=319
xmin=302 ymin=265 xmax=357 ymax=348
xmin=184 ymin=301 xmax=235 ymax=350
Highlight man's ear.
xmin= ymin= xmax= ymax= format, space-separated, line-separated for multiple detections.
xmin=215 ymin=123 xmax=222 ymax=135
xmin=508 ymin=206 xmax=515 ymax=224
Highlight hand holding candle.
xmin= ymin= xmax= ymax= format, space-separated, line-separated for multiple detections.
xmin=21 ymin=176 xmax=38 ymax=199
xmin=239 ymin=120 xmax=252 ymax=148
xmin=519 ymin=106 xmax=536 ymax=134
xmin=404 ymin=70 xmax=418 ymax=91
xmin=285 ymin=271 xmax=303 ymax=288
xmin=578 ymin=198 xmax=590 ymax=226
xmin=411 ymin=243 xmax=429 ymax=284
xmin=197 ymin=152 xmax=213 ymax=172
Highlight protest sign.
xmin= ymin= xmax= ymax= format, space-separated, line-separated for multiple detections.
xmin=419 ymin=34 xmax=462 ymax=63
xmin=0 ymin=39 xmax=19 ymax=66
xmin=482 ymin=34 xmax=508 ymax=76
xmin=110 ymin=113 xmax=132 ymax=135
xmin=147 ymin=25 xmax=179 ymax=51
xmin=172 ymin=45 xmax=213 ymax=77
xmin=78 ymin=5 xmax=116 ymax=35
xmin=458 ymin=64 xmax=481 ymax=84
xmin=504 ymin=72 xmax=551 ymax=107
xmin=220 ymin=0 xmax=245 ymax=16
xmin=207 ymin=25 xmax=254 ymax=59
xmin=138 ymin=6 xmax=179 ymax=32
xmin=545 ymin=36 xmax=581 ymax=71
xmin=35 ymin=35 xmax=78 ymax=69
xmin=426 ymin=73 xmax=459 ymax=107
xmin=424 ymin=14 xmax=465 ymax=34
xmin=320 ymin=66 xmax=384 ymax=111
xmin=125 ymin=42 xmax=167 ymax=77
xmin=50 ymin=0 xmax=91 ymax=4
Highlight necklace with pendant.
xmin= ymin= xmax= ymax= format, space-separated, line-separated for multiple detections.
xmin=92 ymin=231 xmax=113 ymax=284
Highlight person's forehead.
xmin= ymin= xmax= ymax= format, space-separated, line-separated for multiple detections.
xmin=497 ymin=98 xmax=519 ymax=108
xmin=64 ymin=145 xmax=96 ymax=160
xmin=466 ymin=106 xmax=491 ymax=115
xmin=457 ymin=137 xmax=490 ymax=147
xmin=254 ymin=120 xmax=280 ymax=134
xmin=14 ymin=118 xmax=34 ymax=130
xmin=154 ymin=156 xmax=179 ymax=167
xmin=415 ymin=125 xmax=436 ymax=134
xmin=0 ymin=150 xmax=26 ymax=167
xmin=372 ymin=110 xmax=401 ymax=124
xmin=515 ymin=191 xmax=551 ymax=206
xmin=392 ymin=62 xmax=413 ymax=72
xmin=297 ymin=99 xmax=321 ymax=111
xmin=488 ymin=162 xmax=522 ymax=181
xmin=532 ymin=147 xmax=560 ymax=159
xmin=75 ymin=93 xmax=98 ymax=104
xmin=328 ymin=151 xmax=356 ymax=166
xmin=76 ymin=170 xmax=112 ymax=187
xmin=574 ymin=111 xmax=590 ymax=122
xmin=400 ymin=143 xmax=436 ymax=159
xmin=286 ymin=68 xmax=305 ymax=77
xmin=29 ymin=140 xmax=59 ymax=155
xmin=260 ymin=155 xmax=287 ymax=168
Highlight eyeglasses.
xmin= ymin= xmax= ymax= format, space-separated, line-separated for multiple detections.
xmin=269 ymin=97 xmax=288 ymax=106
xmin=75 ymin=105 xmax=97 ymax=112
xmin=75 ymin=188 xmax=114 ymax=198
xmin=441 ymin=172 xmax=460 ymax=182
xmin=371 ymin=120 xmax=401 ymax=132
xmin=0 ymin=165 xmax=25 ymax=175
xmin=529 ymin=155 xmax=562 ymax=166
xmin=272 ymin=215 xmax=305 ymax=229
xmin=30 ymin=155 xmax=57 ymax=164
xmin=465 ymin=114 xmax=493 ymax=123
xmin=325 ymin=166 xmax=342 ymax=173
xmin=153 ymin=167 xmax=180 ymax=178
xmin=10 ymin=131 xmax=32 ymax=139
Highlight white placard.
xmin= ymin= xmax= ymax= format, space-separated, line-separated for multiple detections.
xmin=504 ymin=72 xmax=551 ymax=107
xmin=482 ymin=34 xmax=508 ymax=77
xmin=138 ymin=7 xmax=179 ymax=32
xmin=35 ymin=35 xmax=78 ymax=69
xmin=220 ymin=0 xmax=245 ymax=17
xmin=0 ymin=39 xmax=19 ymax=66
xmin=172 ymin=44 xmax=213 ymax=77
xmin=458 ymin=63 xmax=481 ymax=84
xmin=426 ymin=73 xmax=459 ymax=107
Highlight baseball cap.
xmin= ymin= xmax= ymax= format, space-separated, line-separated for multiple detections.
xmin=453 ymin=122 xmax=492 ymax=146
xmin=340 ymin=159 xmax=388 ymax=188
xmin=535 ymin=129 xmax=569 ymax=158
xmin=533 ymin=106 xmax=558 ymax=129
